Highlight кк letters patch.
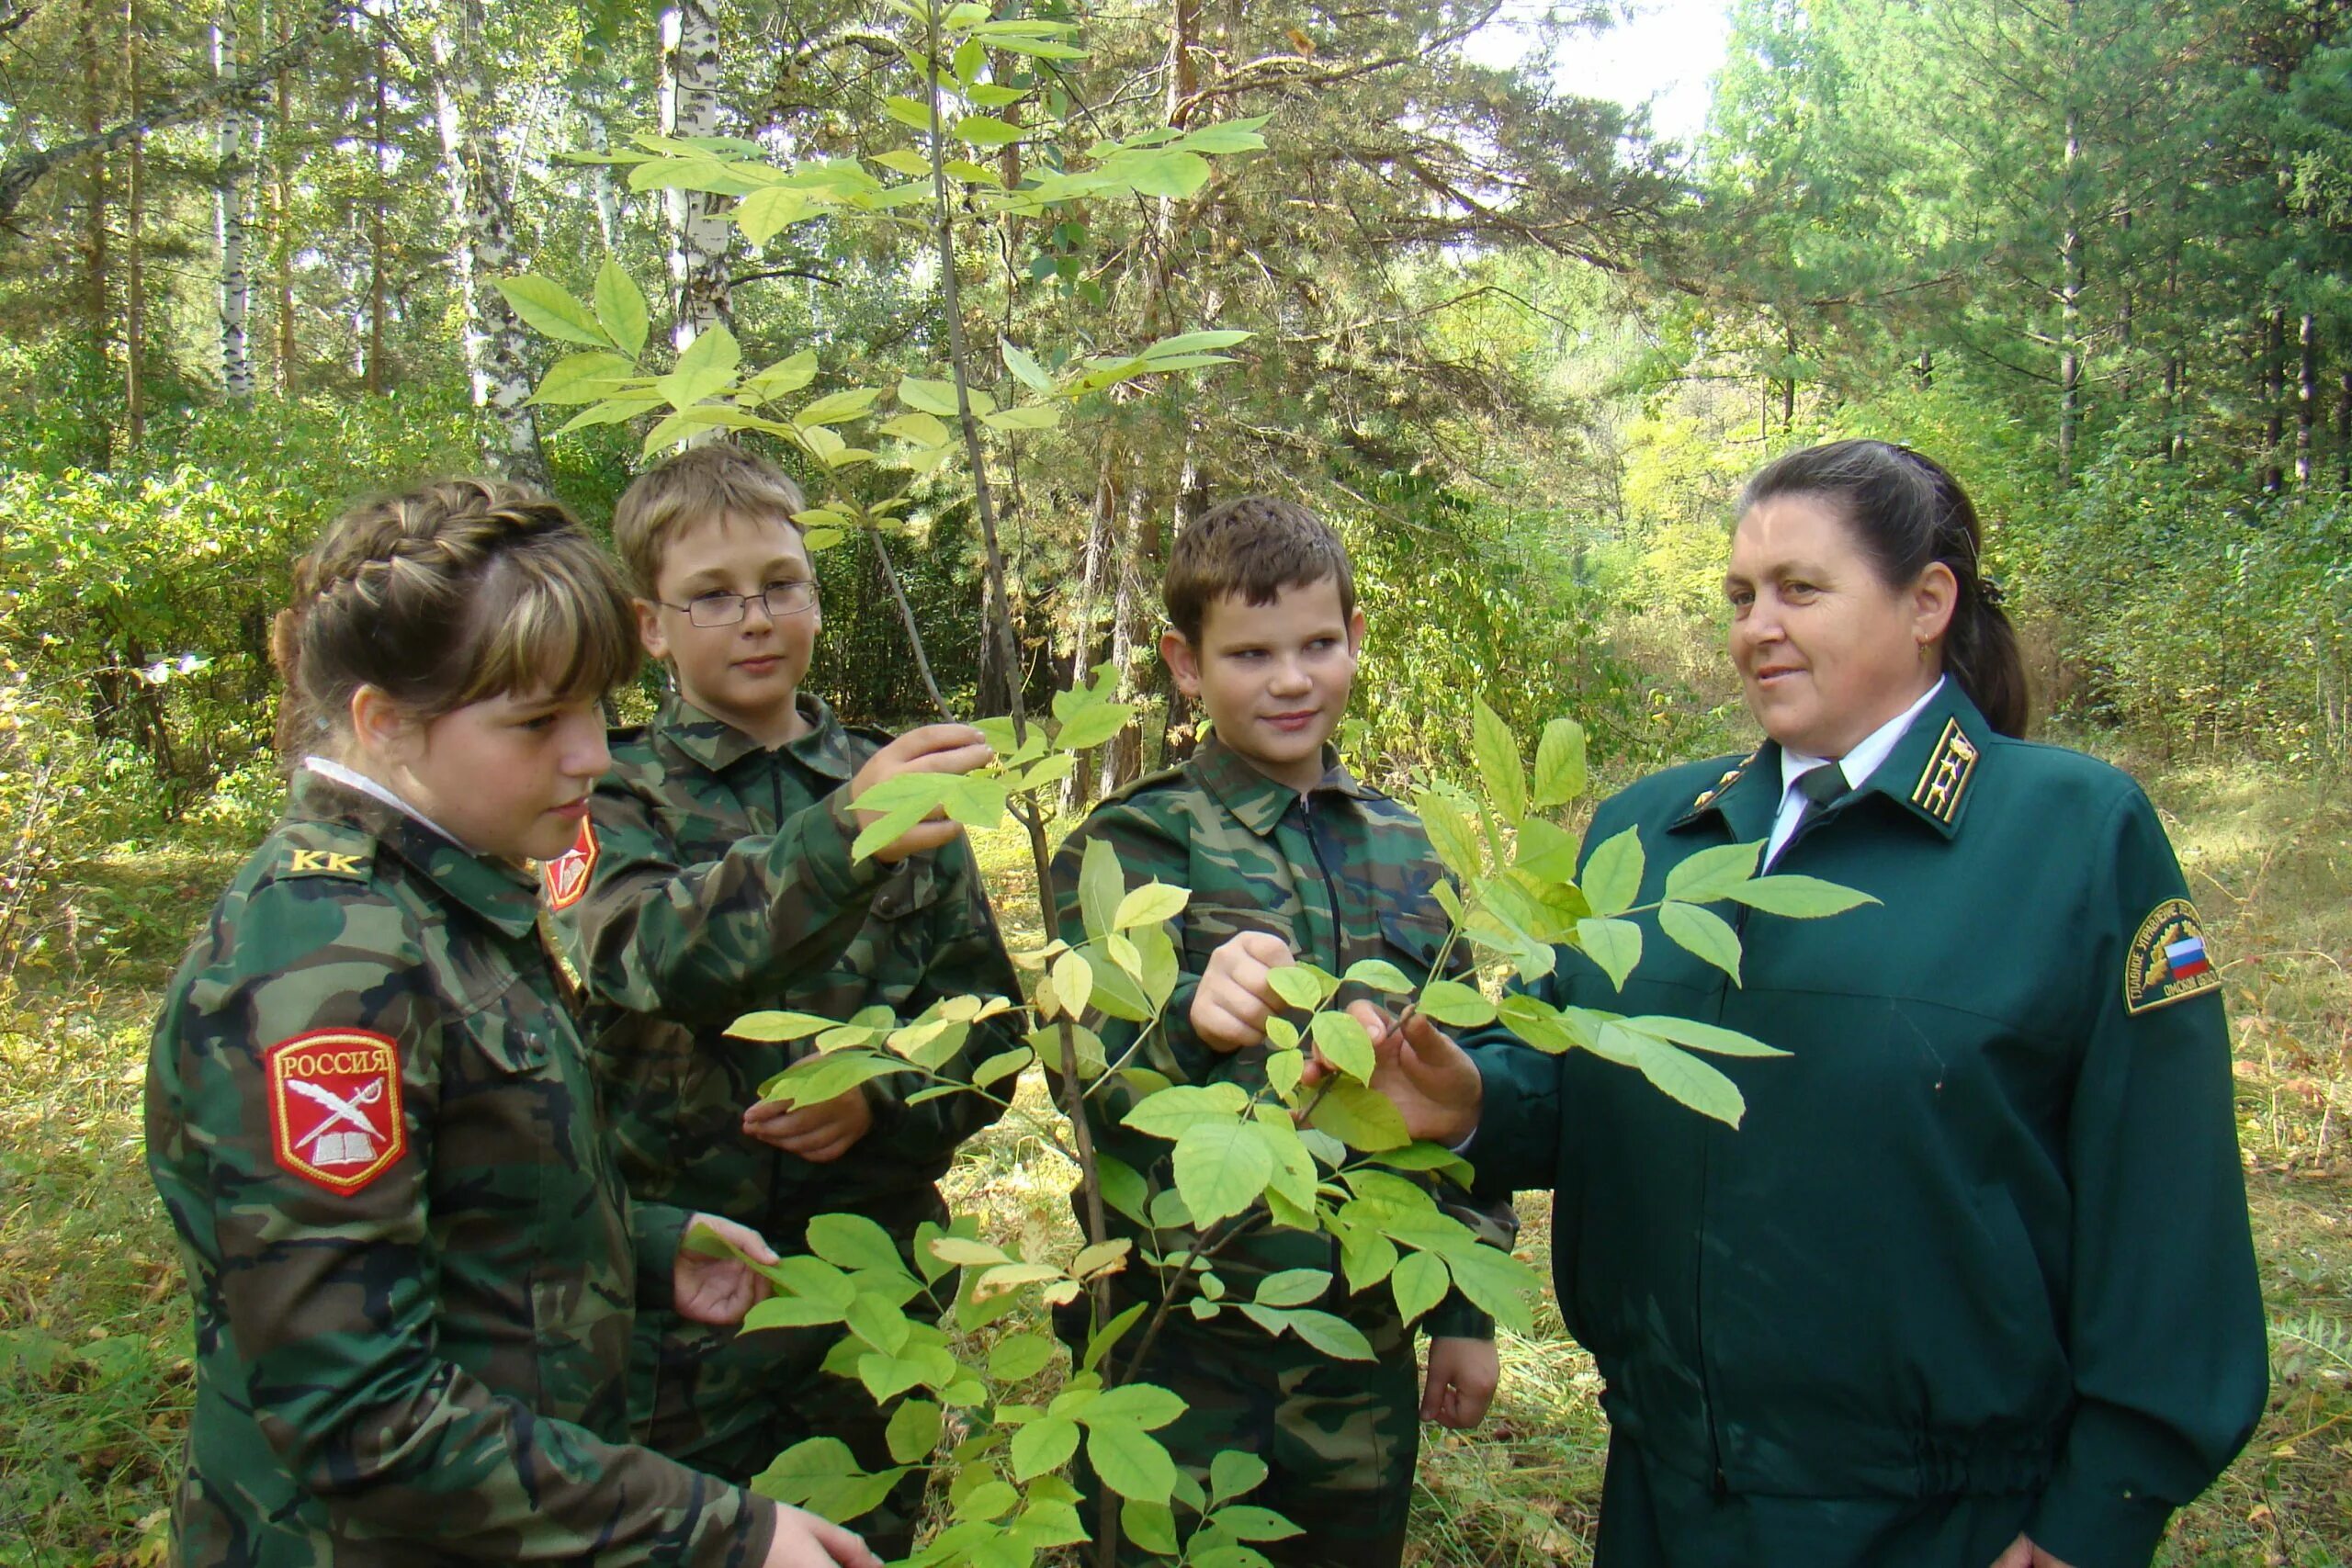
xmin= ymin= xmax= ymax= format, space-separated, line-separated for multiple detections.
xmin=2125 ymin=897 xmax=2221 ymax=1015
xmin=541 ymin=818 xmax=597 ymax=912
xmin=266 ymin=1029 xmax=406 ymax=1194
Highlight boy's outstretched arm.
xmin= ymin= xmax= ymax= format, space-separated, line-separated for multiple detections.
xmin=559 ymin=725 xmax=991 ymax=1024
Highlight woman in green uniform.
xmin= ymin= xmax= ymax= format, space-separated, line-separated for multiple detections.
xmin=145 ymin=480 xmax=880 ymax=1567
xmin=1340 ymin=440 xmax=2267 ymax=1568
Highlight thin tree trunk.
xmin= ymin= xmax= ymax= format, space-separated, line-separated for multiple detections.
xmin=1095 ymin=478 xmax=1148 ymax=798
xmin=272 ymin=0 xmax=294 ymax=389
xmin=2264 ymin=308 xmax=2286 ymax=494
xmin=366 ymin=31 xmax=386 ymax=394
xmin=660 ymin=1 xmax=730 ymax=355
xmin=1154 ymin=436 xmax=1209 ymax=770
xmin=1059 ymin=457 xmax=1117 ymax=816
xmin=2298 ymin=312 xmax=2317 ymax=488
xmin=435 ymin=0 xmax=544 ymax=480
xmin=214 ymin=7 xmax=254 ymax=400
xmin=2057 ymin=0 xmax=2082 ymax=488
xmin=123 ymin=0 xmax=143 ymax=446
xmin=81 ymin=0 xmax=111 ymax=467
xmin=2339 ymin=367 xmax=2350 ymax=491
xmin=583 ymin=84 xmax=622 ymax=252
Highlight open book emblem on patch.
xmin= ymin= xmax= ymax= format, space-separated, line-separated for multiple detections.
xmin=266 ymin=1029 xmax=405 ymax=1194
xmin=541 ymin=818 xmax=598 ymax=912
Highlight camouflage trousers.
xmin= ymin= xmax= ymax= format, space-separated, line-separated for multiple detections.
xmin=1593 ymin=1430 xmax=2039 ymax=1568
xmin=1060 ymin=1301 xmax=1419 ymax=1568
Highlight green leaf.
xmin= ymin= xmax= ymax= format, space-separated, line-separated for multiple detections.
xmin=1635 ymin=1039 xmax=1748 ymax=1127
xmin=1054 ymin=702 xmax=1134 ymax=752
xmin=1725 ymin=874 xmax=1882 ymax=919
xmin=1280 ymin=1309 xmax=1375 ymax=1361
xmin=1441 ymin=1245 xmax=1542 ymax=1337
xmin=657 ymin=322 xmax=741 ymax=412
xmin=1390 ymin=1249 xmax=1449 ymax=1326
xmin=1414 ymin=789 xmax=1484 ymax=883
xmin=1575 ymin=917 xmax=1643 ymax=990
xmin=1087 ymin=1423 xmax=1178 ymax=1503
xmin=1168 ymin=116 xmax=1270 ymax=153
xmin=1342 ymin=957 xmax=1415 ymax=994
xmin=1087 ymin=1383 xmax=1187 ymax=1429
xmin=884 ymin=94 xmax=937 ymax=131
xmin=746 ymin=348 xmax=820 ymax=400
xmin=1625 ymin=1015 xmax=1791 ymax=1058
xmin=1140 ymin=329 xmax=1254 ymax=355
xmin=955 ymin=1479 xmax=1020 ymax=1523
xmin=495 ymin=275 xmax=611 ymax=346
xmin=1662 ymin=840 xmax=1764 ymax=906
xmin=529 ymin=349 xmax=635 ymax=406
xmin=1122 ymin=1081 xmax=1249 ymax=1141
xmin=1211 ymin=1504 xmax=1306 ymax=1542
xmin=885 ymin=1399 xmax=944 ymax=1464
xmin=1514 ymin=816 xmax=1584 ymax=885
xmin=899 ymin=375 xmax=964 ymax=415
xmin=954 ymin=113 xmax=1027 ymax=146
xmin=1002 ymin=339 xmax=1052 ymax=390
xmin=1099 ymin=146 xmax=1211 ymax=197
xmin=1472 ymin=698 xmax=1528 ymax=824
xmin=1114 ymin=883 xmax=1188 ymax=931
xmin=727 ymin=1010 xmax=838 ymax=1042
xmin=968 ymin=82 xmax=1029 ymax=107
xmin=1010 ymin=1413 xmax=1080 ymax=1480
xmin=1172 ymin=1120 xmax=1273 ymax=1226
xmin=1122 ymin=1499 xmax=1179 ymax=1555
xmin=553 ymin=395 xmax=665 ymax=434
xmin=870 ymin=148 xmax=933 ymax=178
xmin=1414 ymin=978 xmax=1495 ymax=1029
xmin=1580 ymin=825 xmax=1645 ymax=917
xmin=1306 ymin=1079 xmax=1409 ymax=1152
xmin=1306 ymin=1010 xmax=1373 ymax=1081
xmin=981 ymin=402 xmax=1063 ymax=433
xmin=1658 ymin=901 xmax=1743 ymax=984
xmin=989 ymin=1331 xmax=1058 ymax=1382
xmin=806 ymin=1213 xmax=903 ymax=1273
xmin=1263 ymin=963 xmax=1323 ymax=1011
xmin=593 ymin=257 xmax=649 ymax=358
xmin=795 ymin=386 xmax=884 ymax=427
xmin=1252 ymin=1269 xmax=1331 ymax=1308
xmin=1532 ymin=718 xmax=1588 ymax=808
xmin=1211 ymin=1449 xmax=1270 ymax=1506
xmin=1080 ymin=836 xmax=1125 ymax=942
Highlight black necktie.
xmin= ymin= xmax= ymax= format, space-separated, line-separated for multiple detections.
xmin=1795 ymin=761 xmax=1849 ymax=824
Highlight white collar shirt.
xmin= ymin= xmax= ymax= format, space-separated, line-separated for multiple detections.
xmin=1763 ymin=676 xmax=1946 ymax=867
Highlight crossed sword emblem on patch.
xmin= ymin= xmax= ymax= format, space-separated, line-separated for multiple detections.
xmin=287 ymin=1076 xmax=386 ymax=1158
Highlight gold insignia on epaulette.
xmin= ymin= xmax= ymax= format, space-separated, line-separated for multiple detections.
xmin=2125 ymin=898 xmax=2221 ymax=1014
xmin=1910 ymin=720 xmax=1979 ymax=823
xmin=286 ymin=848 xmax=367 ymax=877
xmin=1691 ymin=756 xmax=1754 ymax=813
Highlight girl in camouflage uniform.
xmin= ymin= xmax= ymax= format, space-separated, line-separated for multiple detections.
xmin=144 ymin=480 xmax=879 ymax=1568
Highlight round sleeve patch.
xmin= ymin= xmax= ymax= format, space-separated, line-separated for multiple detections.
xmin=2124 ymin=898 xmax=2221 ymax=1014
xmin=266 ymin=1029 xmax=407 ymax=1194
xmin=541 ymin=818 xmax=598 ymax=912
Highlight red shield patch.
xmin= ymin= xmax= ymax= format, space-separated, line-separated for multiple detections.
xmin=541 ymin=818 xmax=598 ymax=912
xmin=266 ymin=1029 xmax=406 ymax=1195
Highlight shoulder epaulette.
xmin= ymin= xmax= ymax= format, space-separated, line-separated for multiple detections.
xmin=1100 ymin=761 xmax=1190 ymax=808
xmin=276 ymin=834 xmax=373 ymax=882
xmin=1689 ymin=750 xmax=1758 ymax=814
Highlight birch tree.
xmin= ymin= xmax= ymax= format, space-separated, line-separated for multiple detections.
xmin=658 ymin=0 xmax=729 ymax=353
xmin=213 ymin=4 xmax=254 ymax=400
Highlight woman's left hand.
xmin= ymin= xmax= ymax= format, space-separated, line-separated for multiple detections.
xmin=1988 ymin=1535 xmax=2078 ymax=1568
xmin=1420 ymin=1337 xmax=1499 ymax=1429
xmin=674 ymin=1213 xmax=777 ymax=1325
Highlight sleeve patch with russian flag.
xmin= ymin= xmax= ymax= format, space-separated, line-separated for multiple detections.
xmin=2125 ymin=897 xmax=2222 ymax=1015
xmin=266 ymin=1028 xmax=407 ymax=1194
xmin=541 ymin=818 xmax=598 ymax=912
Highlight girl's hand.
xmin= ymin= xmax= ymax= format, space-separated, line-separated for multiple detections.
xmin=743 ymin=1087 xmax=873 ymax=1162
xmin=673 ymin=1213 xmax=776 ymax=1325
xmin=1421 ymin=1337 xmax=1499 ymax=1429
xmin=760 ymin=1502 xmax=885 ymax=1568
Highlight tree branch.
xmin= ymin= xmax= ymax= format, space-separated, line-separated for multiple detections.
xmin=0 ymin=0 xmax=346 ymax=232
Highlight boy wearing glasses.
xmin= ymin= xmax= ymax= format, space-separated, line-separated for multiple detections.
xmin=551 ymin=444 xmax=1016 ymax=1552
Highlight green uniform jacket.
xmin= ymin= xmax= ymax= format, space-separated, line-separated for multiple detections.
xmin=145 ymin=771 xmax=774 ymax=1567
xmin=1053 ymin=734 xmax=1513 ymax=1339
xmin=1469 ymin=683 xmax=2267 ymax=1568
xmin=554 ymin=692 xmax=1015 ymax=1235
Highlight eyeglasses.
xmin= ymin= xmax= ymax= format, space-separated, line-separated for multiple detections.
xmin=659 ymin=581 xmax=818 ymax=627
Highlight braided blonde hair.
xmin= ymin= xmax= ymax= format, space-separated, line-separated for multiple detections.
xmin=271 ymin=478 xmax=639 ymax=757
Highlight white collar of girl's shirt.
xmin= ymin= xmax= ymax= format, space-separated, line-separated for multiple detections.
xmin=303 ymin=756 xmax=470 ymax=851
xmin=1777 ymin=675 xmax=1948 ymax=798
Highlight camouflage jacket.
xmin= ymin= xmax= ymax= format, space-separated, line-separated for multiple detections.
xmin=144 ymin=769 xmax=775 ymax=1567
xmin=1051 ymin=734 xmax=1515 ymax=1341
xmin=552 ymin=692 xmax=1015 ymax=1240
